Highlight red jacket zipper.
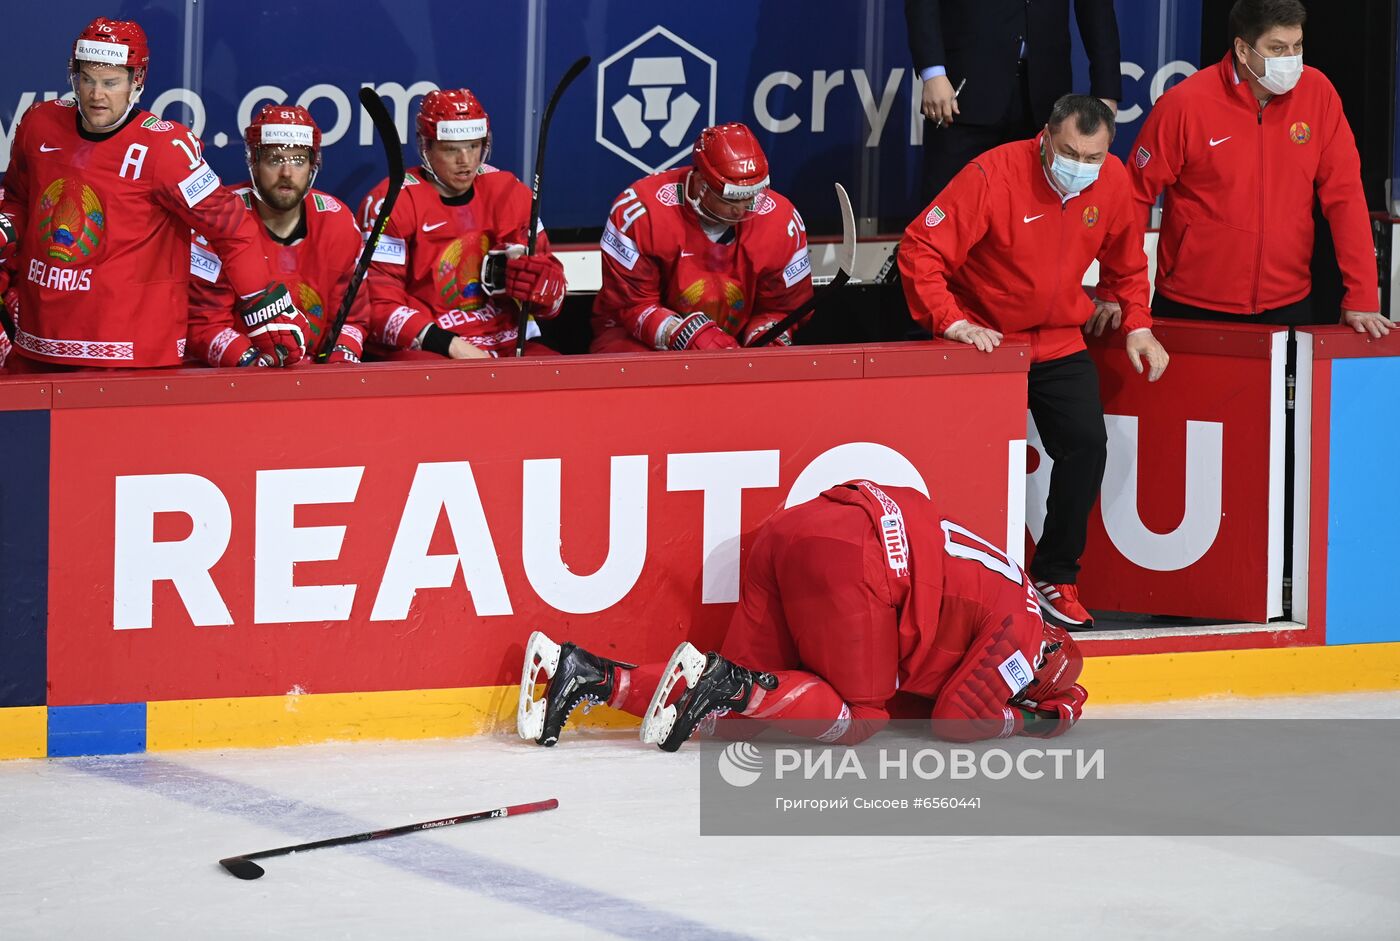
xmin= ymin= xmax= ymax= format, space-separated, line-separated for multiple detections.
xmin=1251 ymin=107 xmax=1265 ymax=313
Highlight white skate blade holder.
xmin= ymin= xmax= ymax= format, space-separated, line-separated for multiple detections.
xmin=517 ymin=630 xmax=561 ymax=740
xmin=640 ymin=642 xmax=707 ymax=745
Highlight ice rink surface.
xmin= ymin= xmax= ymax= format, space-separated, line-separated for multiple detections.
xmin=4 ymin=693 xmax=1399 ymax=940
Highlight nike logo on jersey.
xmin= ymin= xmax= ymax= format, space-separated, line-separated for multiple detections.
xmin=680 ymin=251 xmax=695 ymax=257
xmin=422 ymin=221 xmax=447 ymax=232
xmin=1023 ymin=214 xmax=1044 ymax=224
xmin=39 ymin=143 xmax=61 ymax=152
xmin=1209 ymin=136 xmax=1232 ymax=147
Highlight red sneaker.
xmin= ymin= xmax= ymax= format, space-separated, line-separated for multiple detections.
xmin=1032 ymin=580 xmax=1094 ymax=631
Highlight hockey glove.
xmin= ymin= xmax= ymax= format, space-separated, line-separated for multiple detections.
xmin=503 ymin=252 xmax=566 ymax=314
xmin=665 ymin=312 xmax=740 ymax=352
xmin=741 ymin=316 xmax=794 ymax=347
xmin=237 ymin=283 xmax=310 ymax=366
xmin=0 ymin=211 xmax=14 ymax=260
xmin=480 ymin=244 xmax=524 ymax=295
xmin=324 ymin=323 xmax=365 ymax=364
xmin=1016 ymin=684 xmax=1087 ymax=739
xmin=0 ymin=283 xmax=16 ymax=343
xmin=326 ymin=345 xmax=361 ymax=364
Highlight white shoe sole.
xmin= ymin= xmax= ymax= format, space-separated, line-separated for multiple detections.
xmin=1031 ymin=582 xmax=1089 ymax=628
xmin=640 ymin=642 xmax=706 ymax=746
xmin=517 ymin=630 xmax=561 ymax=741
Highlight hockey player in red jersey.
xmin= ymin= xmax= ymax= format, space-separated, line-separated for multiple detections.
xmin=359 ymin=89 xmax=566 ymax=360
xmin=591 ymin=123 xmax=814 ymax=353
xmin=0 ymin=18 xmax=304 ymax=372
xmin=519 ymin=481 xmax=1086 ymax=752
xmin=186 ymin=105 xmax=360 ymax=367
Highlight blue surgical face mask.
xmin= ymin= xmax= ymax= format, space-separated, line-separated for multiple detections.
xmin=1050 ymin=151 xmax=1101 ymax=195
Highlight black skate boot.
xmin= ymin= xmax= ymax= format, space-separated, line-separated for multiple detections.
xmin=640 ymin=642 xmax=778 ymax=752
xmin=518 ymin=631 xmax=636 ymax=747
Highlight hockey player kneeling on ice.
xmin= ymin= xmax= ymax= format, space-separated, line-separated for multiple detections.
xmin=590 ymin=123 xmax=814 ymax=353
xmin=359 ymin=89 xmax=566 ymax=360
xmin=0 ymin=18 xmax=305 ymax=373
xmin=519 ymin=481 xmax=1086 ymax=752
xmin=186 ymin=104 xmax=363 ymax=367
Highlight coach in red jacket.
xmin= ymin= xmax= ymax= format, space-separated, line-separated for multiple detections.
xmin=1128 ymin=0 xmax=1389 ymax=337
xmin=901 ymin=94 xmax=1168 ymax=631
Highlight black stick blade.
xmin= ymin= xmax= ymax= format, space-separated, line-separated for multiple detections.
xmin=219 ymin=856 xmax=266 ymax=880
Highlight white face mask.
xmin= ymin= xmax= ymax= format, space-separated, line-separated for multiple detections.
xmin=1245 ymin=46 xmax=1303 ymax=96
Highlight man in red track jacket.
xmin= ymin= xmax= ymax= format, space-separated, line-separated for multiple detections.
xmin=1128 ymin=0 xmax=1389 ymax=337
xmin=900 ymin=95 xmax=1168 ymax=631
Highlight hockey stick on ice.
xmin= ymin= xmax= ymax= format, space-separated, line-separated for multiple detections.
xmin=514 ymin=54 xmax=592 ymax=357
xmin=744 ymin=182 xmax=857 ymax=347
xmin=218 ymin=798 xmax=559 ymax=880
xmin=315 ymin=87 xmax=406 ymax=362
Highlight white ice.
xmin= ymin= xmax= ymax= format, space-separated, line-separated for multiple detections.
xmin=3 ymin=692 xmax=1398 ymax=940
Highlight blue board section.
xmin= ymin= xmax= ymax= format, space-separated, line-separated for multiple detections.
xmin=1326 ymin=357 xmax=1400 ymax=644
xmin=1 ymin=1 xmax=1202 ymax=233
xmin=0 ymin=410 xmax=50 ymax=708
xmin=47 ymin=703 xmax=147 ymax=757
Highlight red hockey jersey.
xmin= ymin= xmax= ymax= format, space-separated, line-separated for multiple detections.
xmin=900 ymin=135 xmax=1151 ymax=362
xmin=187 ymin=185 xmax=366 ymax=366
xmin=359 ymin=165 xmax=561 ymax=355
xmin=1 ymin=100 xmax=272 ymax=367
xmin=592 ymin=167 xmax=813 ymax=350
xmin=1129 ymin=54 xmax=1377 ymax=315
xmin=821 ymin=482 xmax=1051 ymax=741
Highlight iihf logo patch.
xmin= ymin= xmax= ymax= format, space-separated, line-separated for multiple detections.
xmin=1082 ymin=205 xmax=1099 ymax=228
xmin=924 ymin=205 xmax=946 ymax=227
xmin=1134 ymin=146 xmax=1151 ymax=169
xmin=1289 ymin=122 xmax=1311 ymax=145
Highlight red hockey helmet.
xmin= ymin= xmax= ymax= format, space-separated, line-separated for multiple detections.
xmin=244 ymin=104 xmax=323 ymax=179
xmin=417 ymin=88 xmax=490 ymax=149
xmin=1014 ymin=624 xmax=1084 ymax=707
xmin=71 ymin=17 xmax=150 ymax=88
xmin=688 ymin=123 xmax=770 ymax=223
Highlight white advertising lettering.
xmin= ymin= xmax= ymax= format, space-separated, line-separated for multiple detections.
xmin=108 ymin=443 xmax=934 ymax=629
xmin=1026 ymin=413 xmax=1225 ymax=572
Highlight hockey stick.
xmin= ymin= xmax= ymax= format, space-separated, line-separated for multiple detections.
xmin=218 ymin=797 xmax=559 ymax=880
xmin=745 ymin=182 xmax=857 ymax=347
xmin=315 ymin=87 xmax=406 ymax=362
xmin=514 ymin=54 xmax=592 ymax=357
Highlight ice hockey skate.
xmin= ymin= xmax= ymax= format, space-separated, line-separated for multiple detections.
xmin=517 ymin=631 xmax=635 ymax=747
xmin=640 ymin=642 xmax=779 ymax=752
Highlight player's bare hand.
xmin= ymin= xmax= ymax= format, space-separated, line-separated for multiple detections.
xmin=922 ymin=75 xmax=960 ymax=127
xmin=448 ymin=336 xmax=491 ymax=359
xmin=944 ymin=320 xmax=1002 ymax=353
xmin=1084 ymin=298 xmax=1122 ymax=337
xmin=1342 ymin=309 xmax=1394 ymax=339
xmin=1126 ymin=329 xmax=1169 ymax=382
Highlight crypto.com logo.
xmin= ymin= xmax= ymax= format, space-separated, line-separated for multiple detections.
xmin=596 ymin=25 xmax=716 ymax=174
